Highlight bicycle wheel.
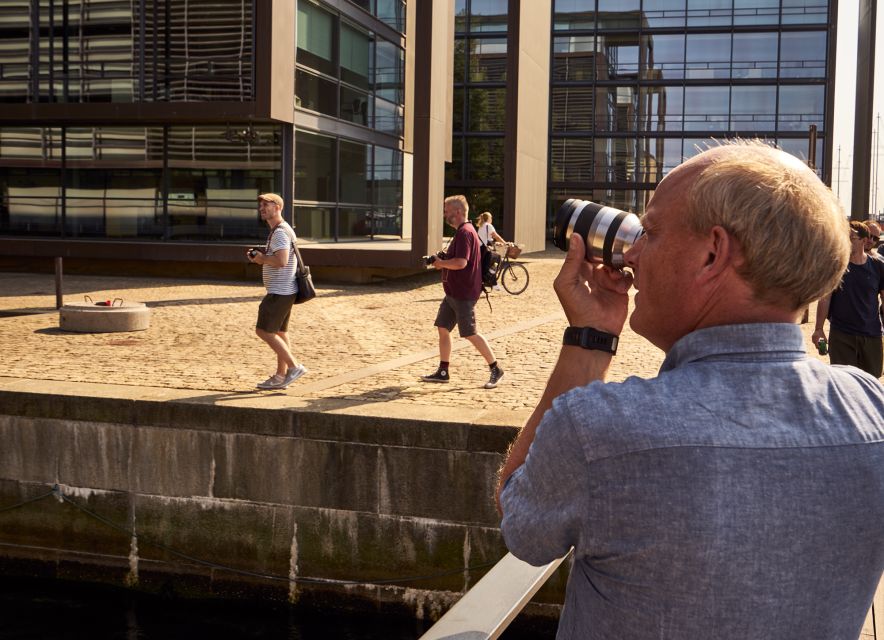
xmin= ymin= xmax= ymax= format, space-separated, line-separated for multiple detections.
xmin=501 ymin=262 xmax=529 ymax=295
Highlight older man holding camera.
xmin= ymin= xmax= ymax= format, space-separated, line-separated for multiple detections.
xmin=497 ymin=142 xmax=884 ymax=639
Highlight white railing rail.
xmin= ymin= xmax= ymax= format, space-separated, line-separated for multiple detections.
xmin=419 ymin=552 xmax=569 ymax=640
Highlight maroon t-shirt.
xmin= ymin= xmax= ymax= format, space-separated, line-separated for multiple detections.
xmin=442 ymin=222 xmax=483 ymax=300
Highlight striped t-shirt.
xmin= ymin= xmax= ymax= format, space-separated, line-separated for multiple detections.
xmin=262 ymin=221 xmax=299 ymax=295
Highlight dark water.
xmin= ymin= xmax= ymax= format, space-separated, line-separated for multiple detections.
xmin=0 ymin=577 xmax=555 ymax=639
xmin=0 ymin=578 xmax=426 ymax=640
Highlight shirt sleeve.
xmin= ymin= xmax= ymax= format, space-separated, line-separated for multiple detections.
xmin=269 ymin=229 xmax=290 ymax=255
xmin=499 ymin=396 xmax=589 ymax=566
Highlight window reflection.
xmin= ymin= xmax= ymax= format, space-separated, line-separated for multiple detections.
xmin=296 ymin=131 xmax=336 ymax=202
xmin=684 ymin=86 xmax=729 ymax=132
xmin=730 ymin=86 xmax=777 ymax=131
xmin=732 ymin=33 xmax=778 ymax=79
xmin=686 ymin=33 xmax=731 ymax=79
xmin=553 ymin=36 xmax=597 ymax=82
xmin=643 ymin=34 xmax=685 ymax=80
xmin=780 ymin=32 xmax=827 ymax=78
xmin=469 ymin=0 xmax=508 ymax=32
xmin=469 ymin=38 xmax=508 ymax=82
xmin=644 ymin=0 xmax=687 ymax=28
xmin=467 ymin=138 xmax=505 ymax=180
xmin=468 ymin=88 xmax=507 ymax=132
xmin=778 ymin=85 xmax=824 ymax=132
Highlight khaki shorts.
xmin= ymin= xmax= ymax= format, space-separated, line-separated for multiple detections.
xmin=256 ymin=293 xmax=297 ymax=333
xmin=434 ymin=295 xmax=477 ymax=337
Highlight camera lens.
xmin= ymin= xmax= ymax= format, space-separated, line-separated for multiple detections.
xmin=553 ymin=199 xmax=643 ymax=268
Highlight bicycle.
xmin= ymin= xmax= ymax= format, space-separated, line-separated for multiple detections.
xmin=492 ymin=242 xmax=529 ymax=295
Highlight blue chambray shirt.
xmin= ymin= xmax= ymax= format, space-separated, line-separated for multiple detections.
xmin=500 ymin=323 xmax=884 ymax=640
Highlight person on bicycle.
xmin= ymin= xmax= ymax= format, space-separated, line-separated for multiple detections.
xmin=476 ymin=211 xmax=506 ymax=290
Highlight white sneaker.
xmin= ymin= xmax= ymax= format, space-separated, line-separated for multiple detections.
xmin=279 ymin=364 xmax=308 ymax=388
xmin=256 ymin=374 xmax=284 ymax=390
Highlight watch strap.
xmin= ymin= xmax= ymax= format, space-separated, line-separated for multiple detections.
xmin=563 ymin=326 xmax=619 ymax=354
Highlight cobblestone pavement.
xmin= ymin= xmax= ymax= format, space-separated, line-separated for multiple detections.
xmin=1 ymin=248 xmax=831 ymax=415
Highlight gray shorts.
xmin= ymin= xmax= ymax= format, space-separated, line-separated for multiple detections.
xmin=256 ymin=293 xmax=297 ymax=333
xmin=434 ymin=295 xmax=477 ymax=337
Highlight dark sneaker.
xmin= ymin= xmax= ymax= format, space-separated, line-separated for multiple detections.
xmin=421 ymin=368 xmax=450 ymax=383
xmin=484 ymin=366 xmax=504 ymax=389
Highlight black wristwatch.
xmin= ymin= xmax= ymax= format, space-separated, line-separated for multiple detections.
xmin=562 ymin=326 xmax=619 ymax=354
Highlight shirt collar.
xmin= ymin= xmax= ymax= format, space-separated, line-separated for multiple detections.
xmin=660 ymin=323 xmax=807 ymax=373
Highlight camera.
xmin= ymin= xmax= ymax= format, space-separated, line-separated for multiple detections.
xmin=553 ymin=199 xmax=644 ymax=268
xmin=421 ymin=251 xmax=446 ymax=266
xmin=248 ymin=247 xmax=265 ymax=258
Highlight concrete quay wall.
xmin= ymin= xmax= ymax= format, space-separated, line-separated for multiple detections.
xmin=0 ymin=390 xmax=566 ymax=621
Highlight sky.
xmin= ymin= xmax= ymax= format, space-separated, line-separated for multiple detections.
xmin=832 ymin=1 xmax=883 ymax=217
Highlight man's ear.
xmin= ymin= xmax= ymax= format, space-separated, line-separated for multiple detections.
xmin=698 ymin=225 xmax=739 ymax=282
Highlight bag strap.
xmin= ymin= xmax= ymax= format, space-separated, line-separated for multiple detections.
xmin=269 ymin=224 xmax=307 ymax=276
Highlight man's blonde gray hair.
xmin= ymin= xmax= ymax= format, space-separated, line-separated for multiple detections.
xmin=685 ymin=140 xmax=849 ymax=311
xmin=444 ymin=194 xmax=469 ymax=215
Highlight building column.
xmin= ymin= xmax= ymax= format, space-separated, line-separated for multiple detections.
xmin=410 ymin=0 xmax=454 ymax=259
xmin=851 ymin=0 xmax=877 ymax=219
xmin=503 ymin=0 xmax=552 ymax=253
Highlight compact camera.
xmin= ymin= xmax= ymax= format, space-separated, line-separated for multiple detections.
xmin=421 ymin=251 xmax=446 ymax=266
xmin=248 ymin=247 xmax=266 ymax=258
xmin=553 ymin=199 xmax=644 ymax=268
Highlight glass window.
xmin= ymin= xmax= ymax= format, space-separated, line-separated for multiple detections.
xmin=339 ymin=140 xmax=371 ymax=205
xmin=339 ymin=207 xmax=374 ymax=239
xmin=295 ymin=131 xmax=335 ymax=202
xmin=643 ymin=33 xmax=684 ymax=80
xmin=553 ymin=0 xmax=597 ymax=31
xmin=778 ymin=85 xmax=824 ymax=132
xmin=468 ymin=88 xmax=507 ymax=132
xmin=595 ymin=137 xmax=637 ymax=183
xmin=597 ymin=0 xmax=641 ymax=29
xmin=550 ymin=137 xmax=594 ymax=182
xmin=375 ymin=40 xmax=403 ymax=103
xmin=552 ymin=86 xmax=596 ymax=132
xmin=455 ymin=0 xmax=468 ymax=33
xmin=374 ymin=97 xmax=403 ymax=135
xmin=298 ymin=1 xmax=336 ymax=77
xmin=454 ymin=39 xmax=467 ymax=83
xmin=780 ymin=32 xmax=827 ymax=79
xmin=447 ymin=137 xmax=465 ymax=181
xmin=597 ymin=33 xmax=640 ymax=79
xmin=638 ymin=137 xmax=683 ymax=181
xmin=467 ymin=137 xmax=505 ymax=180
xmin=732 ymin=32 xmax=778 ymax=79
xmin=453 ymin=88 xmax=465 ymax=131
xmin=296 ymin=68 xmax=338 ymax=117
xmin=350 ymin=0 xmax=373 ymax=13
xmin=294 ymin=205 xmax=333 ymax=240
xmin=730 ymin=85 xmax=776 ymax=131
xmin=469 ymin=38 xmax=508 ymax=82
xmin=643 ymin=0 xmax=687 ymax=28
xmin=373 ymin=146 xmax=402 ymax=209
xmin=684 ymin=86 xmax=730 ymax=132
xmin=340 ymin=21 xmax=372 ymax=90
xmin=0 ymin=127 xmax=63 ymax=236
xmin=376 ymin=0 xmax=405 ymax=32
xmin=553 ymin=36 xmax=597 ymax=82
xmin=686 ymin=33 xmax=731 ymax=79
xmin=639 ymin=86 xmax=684 ymax=132
xmin=469 ymin=0 xmax=508 ymax=32
xmin=682 ymin=137 xmax=716 ymax=160
xmin=782 ymin=0 xmax=828 ymax=25
xmin=734 ymin=0 xmax=779 ymax=26
xmin=687 ymin=0 xmax=733 ymax=27
xmin=341 ymin=85 xmax=371 ymax=126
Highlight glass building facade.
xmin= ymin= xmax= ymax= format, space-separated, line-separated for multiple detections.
xmin=294 ymin=0 xmax=406 ymax=241
xmin=0 ymin=0 xmax=406 ymax=246
xmin=447 ymin=0 xmax=510 ymax=230
xmin=445 ymin=0 xmax=835 ymax=238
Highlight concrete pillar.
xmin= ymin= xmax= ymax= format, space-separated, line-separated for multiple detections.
xmin=410 ymin=0 xmax=454 ymax=259
xmin=503 ymin=0 xmax=552 ymax=253
xmin=851 ymin=0 xmax=877 ymax=219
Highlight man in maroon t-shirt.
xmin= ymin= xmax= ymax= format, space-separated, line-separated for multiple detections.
xmin=421 ymin=195 xmax=504 ymax=388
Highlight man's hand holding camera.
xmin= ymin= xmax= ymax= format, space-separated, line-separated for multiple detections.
xmin=247 ymin=247 xmax=266 ymax=264
xmin=554 ymin=234 xmax=633 ymax=336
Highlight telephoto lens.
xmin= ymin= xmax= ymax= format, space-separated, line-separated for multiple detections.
xmin=553 ymin=199 xmax=644 ymax=268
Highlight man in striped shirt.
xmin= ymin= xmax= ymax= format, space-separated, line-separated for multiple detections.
xmin=247 ymin=193 xmax=308 ymax=390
